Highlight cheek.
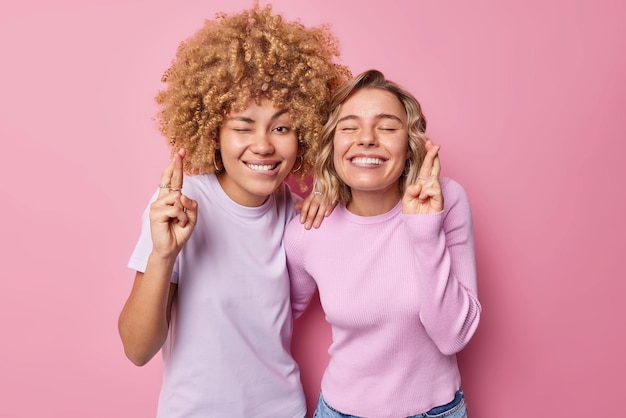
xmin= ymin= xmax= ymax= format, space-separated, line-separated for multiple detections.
xmin=279 ymin=136 xmax=299 ymax=160
xmin=332 ymin=139 xmax=347 ymax=168
xmin=389 ymin=139 xmax=410 ymax=159
xmin=218 ymin=130 xmax=242 ymax=152
xmin=332 ymin=136 xmax=350 ymax=158
xmin=218 ymin=138 xmax=241 ymax=160
xmin=332 ymin=153 xmax=342 ymax=171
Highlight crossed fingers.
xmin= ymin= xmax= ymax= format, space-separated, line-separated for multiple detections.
xmin=154 ymin=149 xmax=189 ymax=224
xmin=417 ymin=139 xmax=441 ymax=184
xmin=158 ymin=150 xmax=185 ymax=199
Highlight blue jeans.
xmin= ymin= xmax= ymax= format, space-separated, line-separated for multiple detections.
xmin=313 ymin=389 xmax=467 ymax=418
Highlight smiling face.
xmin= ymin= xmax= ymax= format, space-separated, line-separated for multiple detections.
xmin=217 ymin=100 xmax=298 ymax=207
xmin=332 ymin=87 xmax=410 ymax=213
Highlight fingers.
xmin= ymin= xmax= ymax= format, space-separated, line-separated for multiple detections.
xmin=417 ymin=140 xmax=441 ymax=182
xmin=418 ymin=155 xmax=441 ymax=203
xmin=403 ymin=141 xmax=444 ymax=214
xmin=417 ymin=162 xmax=443 ymax=212
xmin=299 ymin=192 xmax=333 ymax=229
xmin=431 ymin=155 xmax=441 ymax=178
xmin=179 ymin=194 xmax=198 ymax=228
xmin=150 ymin=197 xmax=188 ymax=226
xmin=149 ymin=149 xmax=197 ymax=256
xmin=169 ymin=150 xmax=186 ymax=213
xmin=298 ymin=191 xmax=315 ymax=223
xmin=402 ymin=180 xmax=443 ymax=214
xmin=303 ymin=207 xmax=325 ymax=230
xmin=294 ymin=200 xmax=304 ymax=215
xmin=157 ymin=149 xmax=186 ymax=197
xmin=299 ymin=193 xmax=320 ymax=229
xmin=157 ymin=157 xmax=176 ymax=199
xmin=418 ymin=178 xmax=441 ymax=202
xmin=153 ymin=148 xmax=191 ymax=224
xmin=170 ymin=149 xmax=185 ymax=192
xmin=403 ymin=183 xmax=422 ymax=203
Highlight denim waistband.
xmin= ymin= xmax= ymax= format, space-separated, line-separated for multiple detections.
xmin=425 ymin=389 xmax=464 ymax=415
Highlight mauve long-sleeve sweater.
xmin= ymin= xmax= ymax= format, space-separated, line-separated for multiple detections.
xmin=284 ymin=177 xmax=481 ymax=418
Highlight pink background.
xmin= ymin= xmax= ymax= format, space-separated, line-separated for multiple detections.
xmin=1 ymin=0 xmax=624 ymax=416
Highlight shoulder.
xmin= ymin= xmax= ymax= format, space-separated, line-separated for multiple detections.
xmin=441 ymin=176 xmax=465 ymax=194
xmin=284 ymin=211 xmax=306 ymax=243
xmin=441 ymin=177 xmax=470 ymax=205
xmin=181 ymin=174 xmax=210 ymax=196
xmin=281 ymin=182 xmax=303 ymax=205
xmin=274 ymin=183 xmax=301 ymax=217
xmin=284 ymin=200 xmax=331 ymax=247
xmin=440 ymin=177 xmax=474 ymax=232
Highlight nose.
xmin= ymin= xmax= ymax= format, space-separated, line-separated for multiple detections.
xmin=250 ymin=131 xmax=275 ymax=155
xmin=357 ymin=128 xmax=378 ymax=147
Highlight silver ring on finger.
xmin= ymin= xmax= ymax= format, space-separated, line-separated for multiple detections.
xmin=170 ymin=188 xmax=182 ymax=192
xmin=159 ymin=183 xmax=171 ymax=189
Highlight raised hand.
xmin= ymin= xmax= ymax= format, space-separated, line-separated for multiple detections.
xmin=402 ymin=140 xmax=444 ymax=215
xmin=149 ymin=149 xmax=198 ymax=258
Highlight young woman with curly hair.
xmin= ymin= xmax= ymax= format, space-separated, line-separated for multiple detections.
xmin=118 ymin=4 xmax=350 ymax=417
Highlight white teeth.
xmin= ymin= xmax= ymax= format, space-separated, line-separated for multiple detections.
xmin=351 ymin=157 xmax=384 ymax=165
xmin=248 ymin=163 xmax=276 ymax=172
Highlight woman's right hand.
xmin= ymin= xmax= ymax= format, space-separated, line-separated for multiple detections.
xmin=149 ymin=149 xmax=198 ymax=259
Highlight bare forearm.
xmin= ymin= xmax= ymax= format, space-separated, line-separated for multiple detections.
xmin=118 ymin=254 xmax=177 ymax=366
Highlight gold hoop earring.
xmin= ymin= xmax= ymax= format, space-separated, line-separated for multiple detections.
xmin=213 ymin=151 xmax=223 ymax=173
xmin=293 ymin=155 xmax=303 ymax=172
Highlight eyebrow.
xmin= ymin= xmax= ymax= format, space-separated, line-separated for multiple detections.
xmin=228 ymin=109 xmax=289 ymax=124
xmin=337 ymin=113 xmax=404 ymax=124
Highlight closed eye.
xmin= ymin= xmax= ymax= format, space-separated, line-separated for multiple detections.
xmin=338 ymin=125 xmax=358 ymax=132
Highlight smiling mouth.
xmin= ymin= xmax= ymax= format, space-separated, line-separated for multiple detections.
xmin=351 ymin=157 xmax=384 ymax=166
xmin=246 ymin=163 xmax=279 ymax=172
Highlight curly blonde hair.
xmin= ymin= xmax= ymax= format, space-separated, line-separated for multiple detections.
xmin=155 ymin=3 xmax=351 ymax=187
xmin=314 ymin=69 xmax=429 ymax=204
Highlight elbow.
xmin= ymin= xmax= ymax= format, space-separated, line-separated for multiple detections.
xmin=436 ymin=326 xmax=479 ymax=356
xmin=437 ymin=337 xmax=473 ymax=357
xmin=290 ymin=297 xmax=311 ymax=320
xmin=292 ymin=306 xmax=305 ymax=320
xmin=127 ymin=355 xmax=151 ymax=368
xmin=118 ymin=322 xmax=159 ymax=367
xmin=123 ymin=345 xmax=156 ymax=367
xmin=429 ymin=303 xmax=482 ymax=356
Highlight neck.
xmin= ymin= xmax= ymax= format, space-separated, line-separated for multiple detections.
xmin=216 ymin=172 xmax=269 ymax=207
xmin=346 ymin=188 xmax=402 ymax=216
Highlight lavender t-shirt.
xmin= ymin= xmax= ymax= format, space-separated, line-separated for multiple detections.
xmin=129 ymin=174 xmax=306 ymax=418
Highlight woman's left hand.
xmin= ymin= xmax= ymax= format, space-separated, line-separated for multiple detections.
xmin=295 ymin=191 xmax=336 ymax=229
xmin=402 ymin=139 xmax=444 ymax=215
